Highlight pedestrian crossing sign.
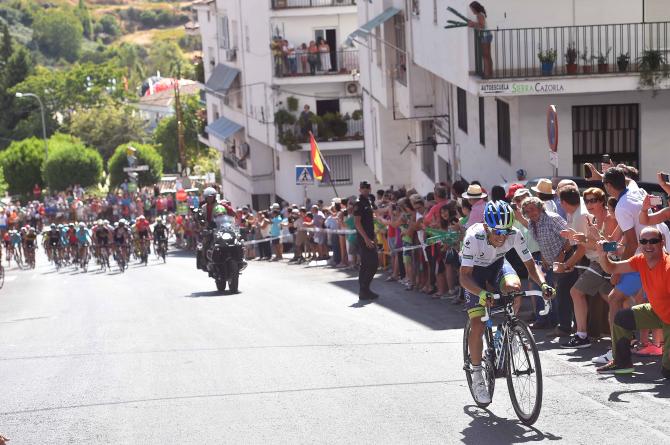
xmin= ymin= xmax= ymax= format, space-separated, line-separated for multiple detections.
xmin=295 ymin=165 xmax=314 ymax=185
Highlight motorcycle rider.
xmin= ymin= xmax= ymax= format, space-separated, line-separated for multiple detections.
xmin=196 ymin=187 xmax=233 ymax=270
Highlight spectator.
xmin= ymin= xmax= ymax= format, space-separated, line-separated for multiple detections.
xmin=308 ymin=41 xmax=319 ymax=75
xmin=270 ymin=209 xmax=283 ymax=261
xmin=297 ymin=43 xmax=308 ymax=74
xmin=530 ymin=178 xmax=559 ymax=214
xmin=522 ymin=196 xmax=569 ymax=330
xmin=318 ymin=38 xmax=332 ymax=72
xmin=299 ymin=105 xmax=314 ymax=138
xmin=516 ymin=169 xmax=527 ymax=181
xmin=596 ymin=227 xmax=670 ymax=377
xmin=461 ymin=184 xmax=487 ymax=229
xmin=490 ymin=185 xmax=506 ymax=202
xmin=287 ymin=42 xmax=297 ymax=75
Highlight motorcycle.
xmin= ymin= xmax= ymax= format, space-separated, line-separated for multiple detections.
xmin=193 ymin=208 xmax=246 ymax=292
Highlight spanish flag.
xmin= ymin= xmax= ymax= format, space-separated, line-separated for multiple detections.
xmin=310 ymin=131 xmax=327 ymax=181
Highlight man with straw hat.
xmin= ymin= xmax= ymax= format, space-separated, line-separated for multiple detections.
xmin=531 ymin=178 xmax=559 ymax=214
xmin=462 ymin=184 xmax=487 ymax=229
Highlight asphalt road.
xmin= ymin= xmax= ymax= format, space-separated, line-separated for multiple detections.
xmin=1 ymin=249 xmax=669 ymax=444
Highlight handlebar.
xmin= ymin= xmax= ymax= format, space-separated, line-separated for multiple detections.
xmin=480 ymin=290 xmax=551 ymax=322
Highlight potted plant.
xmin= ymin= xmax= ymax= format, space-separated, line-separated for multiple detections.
xmin=286 ymin=96 xmax=299 ymax=112
xmin=537 ymin=48 xmax=557 ymax=75
xmin=616 ymin=52 xmax=630 ymax=72
xmin=352 ymin=109 xmax=363 ymax=121
xmin=565 ymin=44 xmax=578 ymax=74
xmin=274 ymin=109 xmax=296 ymax=136
xmin=581 ymin=50 xmax=592 ymax=73
xmin=595 ymin=48 xmax=611 ymax=73
xmin=638 ymin=49 xmax=670 ymax=93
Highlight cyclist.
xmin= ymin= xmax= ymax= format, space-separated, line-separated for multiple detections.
xmin=10 ymin=229 xmax=22 ymax=264
xmin=135 ymin=215 xmax=151 ymax=260
xmin=113 ymin=219 xmax=131 ymax=265
xmin=153 ymin=217 xmax=169 ymax=256
xmin=460 ymin=200 xmax=554 ymax=405
xmin=93 ymin=220 xmax=111 ymax=263
xmin=23 ymin=227 xmax=38 ymax=268
xmin=66 ymin=223 xmax=78 ymax=261
xmin=46 ymin=224 xmax=60 ymax=262
xmin=76 ymin=222 xmax=92 ymax=269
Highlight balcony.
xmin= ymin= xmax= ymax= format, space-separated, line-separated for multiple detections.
xmin=277 ymin=118 xmax=364 ymax=151
xmin=474 ymin=21 xmax=670 ymax=82
xmin=273 ymin=49 xmax=359 ymax=80
xmin=271 ymin=0 xmax=355 ymax=9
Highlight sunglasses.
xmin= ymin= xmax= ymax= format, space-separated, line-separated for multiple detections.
xmin=584 ymin=198 xmax=601 ymax=204
xmin=639 ymin=238 xmax=662 ymax=245
xmin=491 ymin=228 xmax=514 ymax=236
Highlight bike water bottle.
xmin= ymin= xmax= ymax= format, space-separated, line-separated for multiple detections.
xmin=494 ymin=325 xmax=503 ymax=354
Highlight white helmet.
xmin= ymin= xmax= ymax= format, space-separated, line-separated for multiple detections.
xmin=203 ymin=187 xmax=216 ymax=199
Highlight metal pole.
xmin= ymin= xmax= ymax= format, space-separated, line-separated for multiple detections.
xmin=16 ymin=92 xmax=48 ymax=158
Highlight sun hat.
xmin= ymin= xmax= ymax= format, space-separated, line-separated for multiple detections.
xmin=462 ymin=184 xmax=488 ymax=199
xmin=513 ymin=188 xmax=531 ymax=200
xmin=506 ymin=183 xmax=526 ymax=200
xmin=530 ymin=178 xmax=555 ymax=195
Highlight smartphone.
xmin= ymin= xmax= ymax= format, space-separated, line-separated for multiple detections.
xmin=650 ymin=195 xmax=663 ymax=206
xmin=602 ymin=154 xmax=610 ymax=164
xmin=661 ymin=173 xmax=670 ymax=183
xmin=584 ymin=164 xmax=593 ymax=179
xmin=603 ymin=241 xmax=618 ymax=252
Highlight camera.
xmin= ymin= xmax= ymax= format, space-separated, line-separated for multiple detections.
xmin=603 ymin=241 xmax=618 ymax=252
xmin=650 ymin=195 xmax=663 ymax=207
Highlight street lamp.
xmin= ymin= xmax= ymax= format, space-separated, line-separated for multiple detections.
xmin=15 ymin=92 xmax=48 ymax=158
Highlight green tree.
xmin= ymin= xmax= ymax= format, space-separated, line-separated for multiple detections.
xmin=148 ymin=41 xmax=193 ymax=79
xmin=153 ymin=95 xmax=204 ymax=172
xmin=68 ymin=102 xmax=146 ymax=162
xmin=43 ymin=133 xmax=103 ymax=191
xmin=0 ymin=137 xmax=45 ymax=195
xmin=0 ymin=22 xmax=12 ymax=62
xmin=32 ymin=9 xmax=83 ymax=62
xmin=108 ymin=142 xmax=163 ymax=188
xmin=98 ymin=15 xmax=121 ymax=38
xmin=0 ymin=46 xmax=32 ymax=148
xmin=76 ymin=0 xmax=93 ymax=40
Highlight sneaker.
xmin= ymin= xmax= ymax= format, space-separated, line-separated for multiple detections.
xmin=561 ymin=334 xmax=592 ymax=349
xmin=633 ymin=343 xmax=663 ymax=356
xmin=596 ymin=360 xmax=634 ymax=374
xmin=471 ymin=373 xmax=491 ymax=404
xmin=591 ymin=349 xmax=613 ymax=365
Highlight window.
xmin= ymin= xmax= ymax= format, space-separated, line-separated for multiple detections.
xmin=457 ymin=87 xmax=467 ymax=133
xmin=218 ymin=16 xmax=229 ymax=49
xmin=421 ymin=120 xmax=435 ymax=179
xmin=479 ymin=97 xmax=485 ymax=146
xmin=572 ymin=104 xmax=639 ymax=175
xmin=393 ymin=14 xmax=407 ymax=85
xmin=212 ymin=104 xmax=219 ymax=120
xmin=411 ymin=0 xmax=420 ymax=17
xmin=496 ymin=99 xmax=511 ymax=163
xmin=207 ymin=46 xmax=215 ymax=67
xmin=322 ymin=154 xmax=353 ymax=185
xmin=231 ymin=20 xmax=238 ymax=50
xmin=374 ymin=25 xmax=382 ymax=67
xmin=433 ymin=0 xmax=438 ymax=24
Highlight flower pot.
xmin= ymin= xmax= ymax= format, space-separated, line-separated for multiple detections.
xmin=582 ymin=65 xmax=593 ymax=74
xmin=566 ymin=63 xmax=578 ymax=74
xmin=617 ymin=61 xmax=629 ymax=72
xmin=541 ymin=61 xmax=554 ymax=76
xmin=597 ymin=63 xmax=609 ymax=73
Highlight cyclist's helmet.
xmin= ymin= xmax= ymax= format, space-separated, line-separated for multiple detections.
xmin=103 ymin=219 xmax=110 ymax=225
xmin=484 ymin=200 xmax=515 ymax=231
xmin=57 ymin=224 xmax=63 ymax=229
xmin=203 ymin=187 xmax=216 ymax=199
xmin=29 ymin=227 xmax=35 ymax=233
xmin=118 ymin=219 xmax=126 ymax=226
xmin=20 ymin=227 xmax=27 ymax=233
xmin=68 ymin=223 xmax=74 ymax=228
xmin=78 ymin=222 xmax=86 ymax=228
xmin=50 ymin=224 xmax=56 ymax=230
xmin=97 ymin=220 xmax=104 ymax=227
xmin=156 ymin=217 xmax=164 ymax=225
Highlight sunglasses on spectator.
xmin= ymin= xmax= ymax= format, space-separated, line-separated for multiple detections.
xmin=584 ymin=198 xmax=601 ymax=204
xmin=639 ymin=238 xmax=662 ymax=245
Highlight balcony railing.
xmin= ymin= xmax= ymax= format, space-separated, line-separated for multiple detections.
xmin=273 ymin=49 xmax=359 ymax=78
xmin=474 ymin=21 xmax=670 ymax=79
xmin=277 ymin=118 xmax=363 ymax=150
xmin=271 ymin=0 xmax=356 ymax=9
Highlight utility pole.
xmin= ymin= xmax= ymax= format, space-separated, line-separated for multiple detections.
xmin=171 ymin=61 xmax=186 ymax=174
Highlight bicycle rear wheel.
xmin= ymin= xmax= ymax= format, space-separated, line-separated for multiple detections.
xmin=463 ymin=318 xmax=496 ymax=408
xmin=0 ymin=264 xmax=5 ymax=289
xmin=505 ymin=320 xmax=543 ymax=425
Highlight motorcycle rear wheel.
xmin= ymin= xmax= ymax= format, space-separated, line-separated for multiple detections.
xmin=215 ymin=279 xmax=227 ymax=292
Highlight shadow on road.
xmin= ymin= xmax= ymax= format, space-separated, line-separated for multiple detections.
xmin=167 ymin=249 xmax=196 ymax=258
xmin=608 ymin=379 xmax=670 ymax=401
xmin=460 ymin=405 xmax=562 ymax=443
xmin=329 ymin=276 xmax=466 ymax=331
xmin=187 ymin=290 xmax=223 ymax=298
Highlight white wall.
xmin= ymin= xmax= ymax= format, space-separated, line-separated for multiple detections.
xmin=271 ymin=13 xmax=358 ymax=47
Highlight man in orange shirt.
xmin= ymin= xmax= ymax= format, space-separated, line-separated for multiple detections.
xmin=596 ymin=226 xmax=670 ymax=376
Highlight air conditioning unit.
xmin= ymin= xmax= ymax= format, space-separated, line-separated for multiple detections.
xmin=345 ymin=82 xmax=360 ymax=96
xmin=226 ymin=48 xmax=237 ymax=62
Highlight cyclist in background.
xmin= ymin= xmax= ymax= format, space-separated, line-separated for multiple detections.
xmin=23 ymin=227 xmax=38 ymax=267
xmin=135 ymin=215 xmax=151 ymax=259
xmin=113 ymin=219 xmax=131 ymax=265
xmin=460 ymin=200 xmax=555 ymax=405
xmin=46 ymin=224 xmax=60 ymax=262
xmin=76 ymin=222 xmax=92 ymax=268
xmin=153 ymin=217 xmax=169 ymax=255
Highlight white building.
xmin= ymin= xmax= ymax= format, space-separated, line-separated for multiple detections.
xmin=355 ymin=0 xmax=670 ymax=194
xmin=193 ymin=0 xmax=373 ymax=209
xmin=136 ymin=81 xmax=202 ymax=132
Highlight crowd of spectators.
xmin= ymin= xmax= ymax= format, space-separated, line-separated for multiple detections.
xmin=244 ymin=160 xmax=670 ymax=379
xmin=270 ymin=36 xmax=356 ymax=77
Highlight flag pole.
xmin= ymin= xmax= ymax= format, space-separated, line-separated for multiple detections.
xmin=309 ymin=131 xmax=340 ymax=198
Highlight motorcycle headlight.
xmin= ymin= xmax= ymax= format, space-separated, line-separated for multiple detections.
xmin=221 ymin=232 xmax=233 ymax=241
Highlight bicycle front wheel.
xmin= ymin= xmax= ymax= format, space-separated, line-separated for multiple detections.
xmin=505 ymin=321 xmax=543 ymax=425
xmin=463 ymin=318 xmax=495 ymax=408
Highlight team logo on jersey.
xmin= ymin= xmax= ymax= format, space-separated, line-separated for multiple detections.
xmin=475 ymin=234 xmax=485 ymax=240
xmin=522 ymin=249 xmax=529 ymax=255
xmin=462 ymin=254 xmax=473 ymax=260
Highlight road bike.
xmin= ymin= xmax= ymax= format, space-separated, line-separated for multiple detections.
xmin=463 ymin=290 xmax=550 ymax=425
xmin=154 ymin=238 xmax=167 ymax=263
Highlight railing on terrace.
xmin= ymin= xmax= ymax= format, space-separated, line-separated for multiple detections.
xmin=474 ymin=21 xmax=670 ymax=79
xmin=273 ymin=49 xmax=359 ymax=78
xmin=279 ymin=118 xmax=363 ymax=148
xmin=271 ymin=0 xmax=356 ymax=9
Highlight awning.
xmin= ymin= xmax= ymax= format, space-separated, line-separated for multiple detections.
xmin=346 ymin=7 xmax=401 ymax=43
xmin=205 ymin=116 xmax=243 ymax=141
xmin=205 ymin=64 xmax=240 ymax=93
